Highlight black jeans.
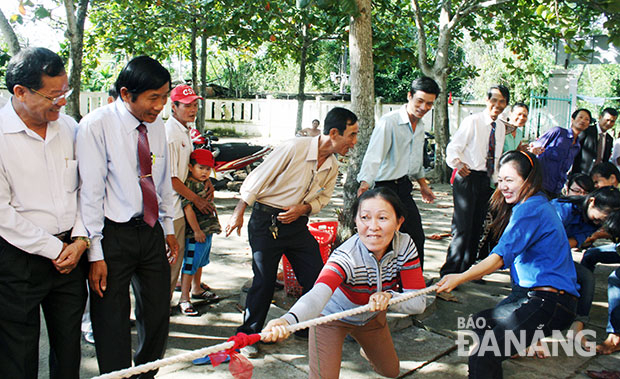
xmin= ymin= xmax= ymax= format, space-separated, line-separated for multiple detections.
xmin=469 ymin=290 xmax=576 ymax=379
xmin=238 ymin=204 xmax=324 ymax=334
xmin=441 ymin=171 xmax=492 ymax=276
xmin=90 ymin=219 xmax=170 ymax=378
xmin=0 ymin=236 xmax=87 ymax=379
xmin=375 ymin=176 xmax=425 ymax=270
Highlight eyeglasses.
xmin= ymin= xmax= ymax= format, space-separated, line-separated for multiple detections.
xmin=568 ymin=186 xmax=587 ymax=196
xmin=29 ymin=87 xmax=73 ymax=105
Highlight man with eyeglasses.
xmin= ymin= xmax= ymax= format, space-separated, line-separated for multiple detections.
xmin=0 ymin=47 xmax=89 ymax=378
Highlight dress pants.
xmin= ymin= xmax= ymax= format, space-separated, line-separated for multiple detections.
xmin=441 ymin=171 xmax=492 ymax=276
xmin=0 ymin=236 xmax=87 ymax=379
xmin=237 ymin=204 xmax=324 ymax=334
xmin=375 ymin=176 xmax=425 ymax=270
xmin=90 ymin=218 xmax=170 ymax=378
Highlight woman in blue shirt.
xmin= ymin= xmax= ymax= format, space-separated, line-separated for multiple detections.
xmin=438 ymin=150 xmax=578 ymax=378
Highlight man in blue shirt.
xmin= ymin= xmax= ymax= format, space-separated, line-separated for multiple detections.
xmin=357 ymin=76 xmax=440 ymax=269
xmin=77 ymin=56 xmax=179 ymax=376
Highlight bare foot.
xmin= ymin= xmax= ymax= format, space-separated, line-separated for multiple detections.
xmin=597 ymin=333 xmax=620 ymax=355
xmin=568 ymin=321 xmax=592 ymax=352
xmin=526 ymin=340 xmax=550 ymax=359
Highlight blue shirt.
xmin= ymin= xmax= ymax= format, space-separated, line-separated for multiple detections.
xmin=550 ymin=199 xmax=598 ymax=247
xmin=357 ymin=105 xmax=425 ymax=186
xmin=76 ymin=99 xmax=175 ymax=261
xmin=491 ymin=194 xmax=579 ymax=297
xmin=534 ymin=127 xmax=581 ymax=194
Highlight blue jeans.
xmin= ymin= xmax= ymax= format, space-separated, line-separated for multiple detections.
xmin=581 ymin=243 xmax=620 ymax=272
xmin=608 ymin=267 xmax=620 ymax=333
xmin=469 ymin=290 xmax=576 ymax=379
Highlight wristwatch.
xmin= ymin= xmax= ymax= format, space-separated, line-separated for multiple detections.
xmin=72 ymin=236 xmax=91 ymax=249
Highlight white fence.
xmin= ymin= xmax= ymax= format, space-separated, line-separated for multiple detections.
xmin=0 ymin=90 xmax=487 ymax=142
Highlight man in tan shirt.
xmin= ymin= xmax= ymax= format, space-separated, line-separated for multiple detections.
xmin=226 ymin=107 xmax=358 ymax=356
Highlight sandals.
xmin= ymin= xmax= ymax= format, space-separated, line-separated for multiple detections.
xmin=179 ymin=301 xmax=199 ymax=316
xmin=192 ymin=289 xmax=220 ymax=302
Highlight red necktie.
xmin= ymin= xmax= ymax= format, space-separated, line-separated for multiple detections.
xmin=137 ymin=123 xmax=158 ymax=227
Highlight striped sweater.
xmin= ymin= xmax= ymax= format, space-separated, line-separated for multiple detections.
xmin=282 ymin=231 xmax=426 ymax=326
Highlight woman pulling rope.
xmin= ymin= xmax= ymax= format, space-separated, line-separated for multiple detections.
xmin=262 ymin=187 xmax=427 ymax=378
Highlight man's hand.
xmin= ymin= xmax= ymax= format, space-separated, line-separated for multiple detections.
xmin=194 ymin=230 xmax=207 ymax=243
xmin=418 ymin=179 xmax=435 ymax=204
xmin=193 ymin=182 xmax=215 ymax=214
xmin=225 ymin=200 xmax=247 ymax=236
xmin=456 ymin=161 xmax=471 ymax=177
xmin=277 ymin=204 xmax=311 ymax=224
xmin=54 ymin=239 xmax=87 ymax=274
xmin=528 ymin=143 xmax=545 ymax=156
xmin=357 ymin=181 xmax=370 ymax=197
xmin=166 ymin=234 xmax=179 ymax=265
xmin=89 ymin=260 xmax=108 ymax=298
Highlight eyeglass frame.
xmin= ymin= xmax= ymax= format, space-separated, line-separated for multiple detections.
xmin=28 ymin=87 xmax=73 ymax=105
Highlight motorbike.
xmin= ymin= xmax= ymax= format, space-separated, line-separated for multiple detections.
xmin=190 ymin=128 xmax=273 ymax=190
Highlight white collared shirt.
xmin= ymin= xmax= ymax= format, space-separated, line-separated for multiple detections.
xmin=165 ymin=116 xmax=193 ymax=220
xmin=240 ymin=136 xmax=339 ymax=215
xmin=0 ymin=100 xmax=86 ymax=259
xmin=77 ymin=99 xmax=175 ymax=261
xmin=357 ymin=104 xmax=425 ymax=186
xmin=446 ymin=111 xmax=506 ymax=180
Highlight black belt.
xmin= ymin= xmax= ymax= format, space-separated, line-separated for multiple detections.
xmin=253 ymin=202 xmax=284 ymax=215
xmin=376 ymin=175 xmax=410 ymax=186
xmin=105 ymin=217 xmax=149 ymax=227
xmin=54 ymin=229 xmax=72 ymax=243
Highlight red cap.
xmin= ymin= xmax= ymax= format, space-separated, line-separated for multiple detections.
xmin=170 ymin=85 xmax=203 ymax=104
xmin=190 ymin=149 xmax=215 ymax=167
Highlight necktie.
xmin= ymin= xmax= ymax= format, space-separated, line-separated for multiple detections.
xmin=595 ymin=133 xmax=604 ymax=165
xmin=137 ymin=123 xmax=158 ymax=227
xmin=487 ymin=121 xmax=496 ymax=177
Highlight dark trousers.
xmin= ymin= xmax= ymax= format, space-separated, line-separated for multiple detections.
xmin=375 ymin=176 xmax=425 ymax=270
xmin=441 ymin=171 xmax=492 ymax=276
xmin=237 ymin=204 xmax=324 ymax=334
xmin=469 ymin=290 xmax=576 ymax=379
xmin=90 ymin=219 xmax=170 ymax=378
xmin=0 ymin=236 xmax=87 ymax=379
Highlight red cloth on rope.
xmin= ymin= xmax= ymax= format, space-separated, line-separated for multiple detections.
xmin=209 ymin=333 xmax=261 ymax=379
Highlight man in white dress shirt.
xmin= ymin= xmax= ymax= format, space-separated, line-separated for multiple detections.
xmin=441 ymin=85 xmax=509 ymax=277
xmin=0 ymin=47 xmax=89 ymax=379
xmin=77 ymin=56 xmax=179 ymax=377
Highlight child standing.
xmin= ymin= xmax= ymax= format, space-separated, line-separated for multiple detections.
xmin=179 ymin=149 xmax=222 ymax=316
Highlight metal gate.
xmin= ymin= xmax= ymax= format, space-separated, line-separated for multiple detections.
xmin=526 ymin=93 xmax=572 ymax=140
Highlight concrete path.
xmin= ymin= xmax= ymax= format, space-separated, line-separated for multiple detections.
xmin=38 ymin=181 xmax=620 ymax=378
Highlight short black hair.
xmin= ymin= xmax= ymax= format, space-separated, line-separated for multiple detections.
xmin=566 ymin=173 xmax=594 ymax=194
xmin=322 ymin=107 xmax=357 ymax=136
xmin=5 ymin=47 xmax=65 ymax=94
xmin=591 ymin=161 xmax=620 ymax=182
xmin=352 ymin=186 xmax=406 ymax=222
xmin=511 ymin=102 xmax=529 ymax=112
xmin=115 ymin=56 xmax=171 ymax=102
xmin=571 ymin=108 xmax=592 ymax=121
xmin=410 ymin=76 xmax=440 ymax=96
xmin=108 ymin=86 xmax=118 ymax=100
xmin=602 ymin=107 xmax=618 ymax=118
xmin=488 ymin=85 xmax=510 ymax=105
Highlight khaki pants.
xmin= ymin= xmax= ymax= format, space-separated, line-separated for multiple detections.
xmin=308 ymin=311 xmax=399 ymax=379
xmin=169 ymin=217 xmax=186 ymax=299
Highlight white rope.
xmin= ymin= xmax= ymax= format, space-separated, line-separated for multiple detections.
xmin=94 ymin=285 xmax=437 ymax=379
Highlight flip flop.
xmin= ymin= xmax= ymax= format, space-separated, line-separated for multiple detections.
xmin=179 ymin=301 xmax=199 ymax=316
xmin=200 ymin=283 xmax=212 ymax=291
xmin=192 ymin=289 xmax=220 ymax=302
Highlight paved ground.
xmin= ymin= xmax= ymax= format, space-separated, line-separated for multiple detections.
xmin=38 ymin=178 xmax=620 ymax=378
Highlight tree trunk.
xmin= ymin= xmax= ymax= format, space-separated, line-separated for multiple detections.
xmin=197 ymin=31 xmax=207 ymax=131
xmin=0 ymin=9 xmax=20 ymax=55
xmin=429 ymin=76 xmax=451 ymax=182
xmin=190 ymin=20 xmax=198 ymax=90
xmin=340 ymin=0 xmax=374 ymax=240
xmin=63 ymin=0 xmax=89 ymax=122
xmin=295 ymin=27 xmax=309 ymax=133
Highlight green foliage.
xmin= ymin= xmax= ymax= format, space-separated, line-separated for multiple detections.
xmin=577 ymin=64 xmax=620 ymax=111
